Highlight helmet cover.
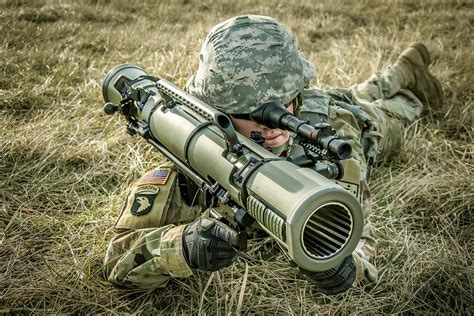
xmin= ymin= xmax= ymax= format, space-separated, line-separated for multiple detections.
xmin=186 ymin=15 xmax=315 ymax=114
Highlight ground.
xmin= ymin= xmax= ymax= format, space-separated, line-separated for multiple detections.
xmin=0 ymin=0 xmax=472 ymax=314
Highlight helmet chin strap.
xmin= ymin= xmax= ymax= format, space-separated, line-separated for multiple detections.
xmin=293 ymin=93 xmax=303 ymax=117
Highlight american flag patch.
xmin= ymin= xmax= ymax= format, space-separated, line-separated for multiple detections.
xmin=138 ymin=168 xmax=171 ymax=186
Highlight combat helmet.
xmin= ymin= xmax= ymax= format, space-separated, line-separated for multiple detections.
xmin=186 ymin=15 xmax=315 ymax=115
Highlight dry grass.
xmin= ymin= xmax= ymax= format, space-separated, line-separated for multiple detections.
xmin=0 ymin=0 xmax=472 ymax=313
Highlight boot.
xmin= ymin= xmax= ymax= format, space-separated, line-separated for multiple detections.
xmin=392 ymin=43 xmax=443 ymax=109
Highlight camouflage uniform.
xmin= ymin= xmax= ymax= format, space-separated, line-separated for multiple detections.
xmin=105 ymin=15 xmax=427 ymax=289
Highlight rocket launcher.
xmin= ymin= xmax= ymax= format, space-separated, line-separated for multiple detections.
xmin=102 ymin=64 xmax=364 ymax=272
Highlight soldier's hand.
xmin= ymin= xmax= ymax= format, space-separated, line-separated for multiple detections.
xmin=182 ymin=217 xmax=246 ymax=272
xmin=300 ymin=255 xmax=356 ymax=295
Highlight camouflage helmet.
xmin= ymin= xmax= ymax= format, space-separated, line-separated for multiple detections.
xmin=186 ymin=15 xmax=315 ymax=114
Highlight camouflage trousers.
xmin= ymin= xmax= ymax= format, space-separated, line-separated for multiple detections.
xmin=104 ymin=69 xmax=424 ymax=289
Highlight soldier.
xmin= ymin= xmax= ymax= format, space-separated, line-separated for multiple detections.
xmin=104 ymin=15 xmax=442 ymax=294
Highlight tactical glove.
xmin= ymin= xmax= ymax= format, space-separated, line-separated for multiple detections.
xmin=301 ymin=255 xmax=356 ymax=295
xmin=182 ymin=216 xmax=246 ymax=272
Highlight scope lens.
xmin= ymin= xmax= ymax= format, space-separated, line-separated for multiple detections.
xmin=336 ymin=142 xmax=352 ymax=159
xmin=325 ymin=138 xmax=352 ymax=160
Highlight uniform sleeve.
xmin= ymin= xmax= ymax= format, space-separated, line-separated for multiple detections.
xmin=328 ymin=103 xmax=379 ymax=284
xmin=104 ymin=162 xmax=203 ymax=289
xmin=299 ymin=87 xmax=378 ymax=284
xmin=104 ymin=224 xmax=193 ymax=289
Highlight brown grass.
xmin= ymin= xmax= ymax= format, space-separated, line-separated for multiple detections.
xmin=0 ymin=0 xmax=472 ymax=313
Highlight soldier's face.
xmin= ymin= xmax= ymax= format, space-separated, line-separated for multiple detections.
xmin=230 ymin=104 xmax=293 ymax=148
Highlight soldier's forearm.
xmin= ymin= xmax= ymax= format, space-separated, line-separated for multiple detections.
xmin=104 ymin=225 xmax=192 ymax=289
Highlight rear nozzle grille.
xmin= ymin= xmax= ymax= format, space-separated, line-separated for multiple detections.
xmin=302 ymin=203 xmax=352 ymax=259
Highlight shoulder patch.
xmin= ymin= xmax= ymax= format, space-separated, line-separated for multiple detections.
xmin=138 ymin=169 xmax=171 ymax=186
xmin=131 ymin=188 xmax=159 ymax=216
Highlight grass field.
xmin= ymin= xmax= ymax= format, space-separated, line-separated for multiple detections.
xmin=1 ymin=0 xmax=472 ymax=313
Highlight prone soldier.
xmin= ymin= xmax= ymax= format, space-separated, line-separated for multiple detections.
xmin=103 ymin=15 xmax=442 ymax=294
